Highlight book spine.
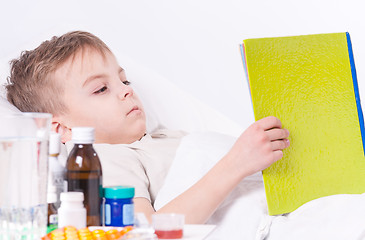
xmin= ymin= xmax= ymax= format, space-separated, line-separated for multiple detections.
xmin=346 ymin=32 xmax=365 ymax=155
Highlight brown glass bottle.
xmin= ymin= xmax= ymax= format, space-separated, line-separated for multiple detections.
xmin=66 ymin=127 xmax=102 ymax=226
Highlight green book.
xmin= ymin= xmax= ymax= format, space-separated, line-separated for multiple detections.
xmin=240 ymin=32 xmax=365 ymax=215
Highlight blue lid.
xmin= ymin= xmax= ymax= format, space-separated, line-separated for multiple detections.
xmin=104 ymin=186 xmax=135 ymax=199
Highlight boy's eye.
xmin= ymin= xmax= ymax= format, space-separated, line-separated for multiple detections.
xmin=94 ymin=86 xmax=107 ymax=94
xmin=122 ymin=80 xmax=131 ymax=85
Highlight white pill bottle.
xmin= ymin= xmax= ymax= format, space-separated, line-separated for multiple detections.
xmin=58 ymin=192 xmax=87 ymax=229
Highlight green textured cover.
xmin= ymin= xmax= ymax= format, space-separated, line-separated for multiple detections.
xmin=241 ymin=32 xmax=365 ymax=215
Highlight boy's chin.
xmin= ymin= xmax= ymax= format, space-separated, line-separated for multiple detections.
xmin=120 ymin=124 xmax=147 ymax=144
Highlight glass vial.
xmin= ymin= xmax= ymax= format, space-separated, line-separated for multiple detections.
xmin=66 ymin=127 xmax=103 ymax=226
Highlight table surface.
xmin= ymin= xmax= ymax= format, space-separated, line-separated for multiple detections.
xmin=88 ymin=224 xmax=216 ymax=240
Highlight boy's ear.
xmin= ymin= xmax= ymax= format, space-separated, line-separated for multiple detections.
xmin=52 ymin=117 xmax=72 ymax=144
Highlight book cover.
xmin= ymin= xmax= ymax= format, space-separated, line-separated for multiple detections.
xmin=240 ymin=32 xmax=365 ymax=215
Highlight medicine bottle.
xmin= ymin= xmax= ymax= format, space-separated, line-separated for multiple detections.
xmin=46 ymin=185 xmax=58 ymax=233
xmin=65 ymin=127 xmax=103 ymax=226
xmin=104 ymin=186 xmax=135 ymax=227
xmin=48 ymin=132 xmax=65 ymax=208
xmin=58 ymin=192 xmax=87 ymax=229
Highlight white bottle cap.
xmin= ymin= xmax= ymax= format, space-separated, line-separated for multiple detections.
xmin=71 ymin=127 xmax=95 ymax=144
xmin=60 ymin=191 xmax=84 ymax=202
xmin=49 ymin=132 xmax=61 ymax=155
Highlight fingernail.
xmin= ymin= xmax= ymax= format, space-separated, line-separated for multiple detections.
xmin=286 ymin=139 xmax=290 ymax=146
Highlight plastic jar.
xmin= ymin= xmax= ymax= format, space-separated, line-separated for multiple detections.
xmin=58 ymin=192 xmax=87 ymax=229
xmin=104 ymin=186 xmax=135 ymax=227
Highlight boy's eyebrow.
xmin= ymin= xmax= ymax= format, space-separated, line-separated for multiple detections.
xmin=82 ymin=67 xmax=125 ymax=87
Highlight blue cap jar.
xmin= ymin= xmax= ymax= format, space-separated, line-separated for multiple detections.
xmin=103 ymin=186 xmax=135 ymax=227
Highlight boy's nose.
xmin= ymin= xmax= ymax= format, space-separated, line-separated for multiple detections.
xmin=118 ymin=84 xmax=133 ymax=100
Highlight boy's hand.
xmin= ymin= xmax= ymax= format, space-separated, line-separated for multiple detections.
xmin=228 ymin=116 xmax=290 ymax=178
xmin=148 ymin=116 xmax=289 ymax=224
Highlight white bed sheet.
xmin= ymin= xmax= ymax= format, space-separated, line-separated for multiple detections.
xmin=155 ymin=131 xmax=365 ymax=240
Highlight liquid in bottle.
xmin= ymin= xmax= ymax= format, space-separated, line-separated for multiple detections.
xmin=65 ymin=127 xmax=102 ymax=226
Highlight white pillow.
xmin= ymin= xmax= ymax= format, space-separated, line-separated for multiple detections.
xmin=115 ymin=51 xmax=243 ymax=136
xmin=0 ymin=96 xmax=21 ymax=115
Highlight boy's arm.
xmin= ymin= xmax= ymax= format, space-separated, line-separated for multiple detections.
xmin=135 ymin=116 xmax=290 ymax=224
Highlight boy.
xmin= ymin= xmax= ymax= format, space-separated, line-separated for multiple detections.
xmin=5 ymin=31 xmax=290 ymax=224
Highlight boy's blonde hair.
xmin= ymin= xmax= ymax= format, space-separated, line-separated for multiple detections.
xmin=6 ymin=31 xmax=111 ymax=114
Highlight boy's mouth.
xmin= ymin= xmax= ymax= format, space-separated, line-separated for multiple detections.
xmin=127 ymin=106 xmax=140 ymax=115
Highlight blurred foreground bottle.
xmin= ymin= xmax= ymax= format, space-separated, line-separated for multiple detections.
xmin=66 ymin=127 xmax=103 ymax=226
xmin=46 ymin=185 xmax=58 ymax=233
xmin=48 ymin=132 xmax=65 ymax=208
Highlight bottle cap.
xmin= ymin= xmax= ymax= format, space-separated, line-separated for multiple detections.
xmin=60 ymin=192 xmax=84 ymax=202
xmin=47 ymin=185 xmax=58 ymax=203
xmin=72 ymin=127 xmax=95 ymax=144
xmin=49 ymin=132 xmax=61 ymax=155
xmin=104 ymin=186 xmax=135 ymax=199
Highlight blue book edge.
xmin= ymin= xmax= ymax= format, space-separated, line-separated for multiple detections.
xmin=239 ymin=43 xmax=249 ymax=82
xmin=346 ymin=32 xmax=365 ymax=155
xmin=239 ymin=43 xmax=255 ymax=114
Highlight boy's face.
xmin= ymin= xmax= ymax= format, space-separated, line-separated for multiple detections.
xmin=53 ymin=47 xmax=146 ymax=144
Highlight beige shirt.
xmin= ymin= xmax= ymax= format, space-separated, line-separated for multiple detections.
xmin=66 ymin=129 xmax=186 ymax=205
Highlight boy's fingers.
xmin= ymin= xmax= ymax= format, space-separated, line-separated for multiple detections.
xmin=257 ymin=116 xmax=282 ymax=130
xmin=271 ymin=139 xmax=290 ymax=151
xmin=266 ymin=128 xmax=289 ymax=141
xmin=272 ymin=150 xmax=284 ymax=162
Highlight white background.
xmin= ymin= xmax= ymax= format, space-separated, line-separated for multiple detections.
xmin=1 ymin=0 xmax=364 ymax=129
